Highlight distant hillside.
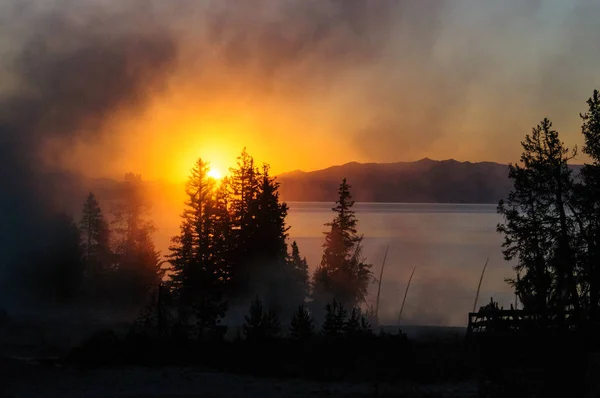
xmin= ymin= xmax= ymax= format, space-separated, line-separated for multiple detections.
xmin=276 ymin=159 xmax=582 ymax=204
xmin=72 ymin=159 xmax=583 ymax=208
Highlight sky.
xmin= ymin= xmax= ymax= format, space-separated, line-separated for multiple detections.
xmin=1 ymin=0 xmax=600 ymax=182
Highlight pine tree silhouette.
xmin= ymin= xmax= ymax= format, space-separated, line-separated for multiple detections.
xmin=111 ymin=173 xmax=163 ymax=309
xmin=262 ymin=308 xmax=282 ymax=340
xmin=289 ymin=241 xmax=310 ymax=304
xmin=359 ymin=313 xmax=373 ymax=336
xmin=79 ymin=192 xmax=113 ymax=304
xmin=344 ymin=307 xmax=361 ymax=337
xmin=168 ymin=159 xmax=228 ymax=340
xmin=252 ymin=164 xmax=292 ymax=314
xmin=288 ymin=304 xmax=314 ymax=341
xmin=498 ymin=119 xmax=579 ymax=317
xmin=313 ymin=179 xmax=372 ymax=309
xmin=228 ymin=149 xmax=261 ymax=299
xmin=576 ymin=90 xmax=600 ymax=322
xmin=242 ymin=296 xmax=281 ymax=342
xmin=322 ymin=299 xmax=347 ymax=338
xmin=80 ymin=192 xmax=111 ymax=277
xmin=227 ymin=150 xmax=296 ymax=319
xmin=242 ymin=296 xmax=265 ymax=342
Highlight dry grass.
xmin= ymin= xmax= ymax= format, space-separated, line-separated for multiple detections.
xmin=399 ymin=267 xmax=416 ymax=322
xmin=472 ymin=258 xmax=489 ymax=313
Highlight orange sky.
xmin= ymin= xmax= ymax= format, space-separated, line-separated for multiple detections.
xmin=62 ymin=82 xmax=589 ymax=184
xmin=62 ymin=84 xmax=371 ymax=182
xmin=36 ymin=0 xmax=599 ymax=184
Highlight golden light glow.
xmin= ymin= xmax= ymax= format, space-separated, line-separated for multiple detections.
xmin=173 ymin=143 xmax=235 ymax=183
xmin=207 ymin=168 xmax=222 ymax=180
xmin=61 ymin=85 xmax=364 ymax=183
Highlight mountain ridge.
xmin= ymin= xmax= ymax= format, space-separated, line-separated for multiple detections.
xmin=75 ymin=158 xmax=585 ymax=207
xmin=275 ymin=158 xmax=510 ymax=176
xmin=275 ymin=158 xmax=583 ymax=204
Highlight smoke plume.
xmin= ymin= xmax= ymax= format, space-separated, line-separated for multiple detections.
xmin=0 ymin=0 xmax=176 ymax=308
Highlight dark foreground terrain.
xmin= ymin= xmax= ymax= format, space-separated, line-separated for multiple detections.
xmin=2 ymin=316 xmax=600 ymax=397
xmin=0 ymin=316 xmax=479 ymax=398
xmin=2 ymin=357 xmax=478 ymax=398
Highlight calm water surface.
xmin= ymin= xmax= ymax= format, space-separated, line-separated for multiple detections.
xmin=286 ymin=202 xmax=515 ymax=327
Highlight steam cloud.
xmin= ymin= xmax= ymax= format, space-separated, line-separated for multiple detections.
xmin=1 ymin=0 xmax=600 ymax=311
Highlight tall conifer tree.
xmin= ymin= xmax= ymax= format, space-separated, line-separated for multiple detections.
xmin=574 ymin=90 xmax=600 ymax=320
xmin=80 ymin=192 xmax=111 ymax=278
xmin=313 ymin=179 xmax=372 ymax=310
xmin=112 ymin=173 xmax=163 ymax=308
xmin=498 ymin=119 xmax=579 ymax=316
xmin=169 ymin=159 xmax=227 ymax=339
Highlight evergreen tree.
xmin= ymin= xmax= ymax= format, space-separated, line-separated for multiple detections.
xmin=228 ymin=148 xmax=261 ymax=299
xmin=229 ymin=148 xmax=260 ymax=240
xmin=252 ymin=164 xmax=289 ymax=260
xmin=170 ymin=159 xmax=215 ymax=293
xmin=262 ymin=308 xmax=282 ymax=340
xmin=241 ymin=296 xmax=281 ymax=342
xmin=313 ymin=179 xmax=372 ymax=309
xmin=206 ymin=176 xmax=233 ymax=289
xmin=253 ymin=164 xmax=292 ymax=312
xmin=289 ymin=241 xmax=310 ymax=303
xmin=132 ymin=282 xmax=173 ymax=340
xmin=127 ymin=221 xmax=164 ymax=304
xmin=288 ymin=304 xmax=314 ymax=341
xmin=112 ymin=173 xmax=164 ymax=309
xmin=574 ymin=90 xmax=600 ymax=321
xmin=242 ymin=296 xmax=264 ymax=342
xmin=79 ymin=192 xmax=112 ymax=301
xmin=344 ymin=307 xmax=361 ymax=337
xmin=343 ymin=307 xmax=373 ymax=337
xmin=359 ymin=313 xmax=373 ymax=336
xmin=498 ymin=119 xmax=579 ymax=316
xmin=321 ymin=299 xmax=347 ymax=338
xmin=113 ymin=173 xmax=148 ymax=250
xmin=80 ymin=193 xmax=110 ymax=270
xmin=168 ymin=159 xmax=228 ymax=339
xmin=227 ymin=150 xmax=293 ymax=318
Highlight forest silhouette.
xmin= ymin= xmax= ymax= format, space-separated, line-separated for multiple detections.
xmin=13 ymin=146 xmax=374 ymax=335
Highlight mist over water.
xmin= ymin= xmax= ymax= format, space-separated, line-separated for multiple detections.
xmin=286 ymin=202 xmax=514 ymax=327
xmin=151 ymin=201 xmax=515 ymax=327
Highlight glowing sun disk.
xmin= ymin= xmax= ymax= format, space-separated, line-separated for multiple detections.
xmin=207 ymin=168 xmax=222 ymax=180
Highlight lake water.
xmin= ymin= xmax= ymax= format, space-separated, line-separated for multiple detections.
xmin=286 ymin=202 xmax=516 ymax=327
xmin=153 ymin=202 xmax=517 ymax=328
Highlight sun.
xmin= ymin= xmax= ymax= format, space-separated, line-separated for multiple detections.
xmin=207 ymin=168 xmax=223 ymax=180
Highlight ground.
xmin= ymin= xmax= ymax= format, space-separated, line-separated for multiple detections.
xmin=0 ymin=316 xmax=477 ymax=397
xmin=2 ymin=357 xmax=478 ymax=398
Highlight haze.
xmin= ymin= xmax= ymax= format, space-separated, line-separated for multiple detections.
xmin=1 ymin=0 xmax=599 ymax=183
